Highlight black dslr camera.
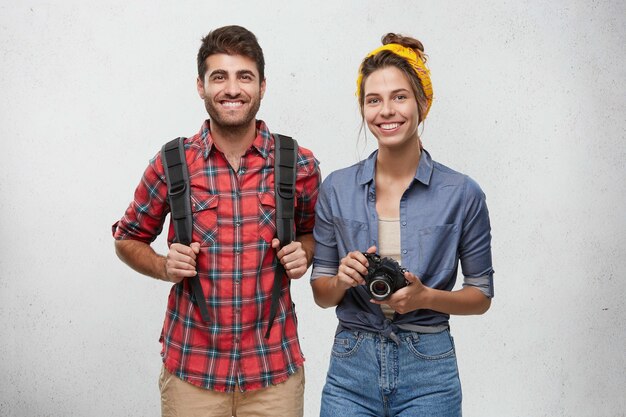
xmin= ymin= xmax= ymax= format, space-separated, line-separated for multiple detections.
xmin=361 ymin=253 xmax=408 ymax=301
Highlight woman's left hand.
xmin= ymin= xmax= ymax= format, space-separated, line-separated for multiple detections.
xmin=370 ymin=271 xmax=431 ymax=314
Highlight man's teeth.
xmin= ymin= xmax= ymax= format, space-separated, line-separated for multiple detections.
xmin=223 ymin=101 xmax=243 ymax=108
xmin=380 ymin=123 xmax=400 ymax=130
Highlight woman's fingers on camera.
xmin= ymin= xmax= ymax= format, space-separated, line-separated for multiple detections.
xmin=338 ymin=263 xmax=364 ymax=287
xmin=348 ymin=252 xmax=369 ymax=274
xmin=345 ymin=257 xmax=368 ymax=280
xmin=403 ymin=271 xmax=418 ymax=283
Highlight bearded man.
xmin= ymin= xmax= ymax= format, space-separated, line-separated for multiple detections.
xmin=112 ymin=25 xmax=320 ymax=417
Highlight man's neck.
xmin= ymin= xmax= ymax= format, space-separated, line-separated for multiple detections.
xmin=210 ymin=120 xmax=257 ymax=171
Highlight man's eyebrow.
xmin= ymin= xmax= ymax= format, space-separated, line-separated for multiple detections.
xmin=208 ymin=69 xmax=227 ymax=77
xmin=207 ymin=69 xmax=256 ymax=78
xmin=237 ymin=69 xmax=256 ymax=78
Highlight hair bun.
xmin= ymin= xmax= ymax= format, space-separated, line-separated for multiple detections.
xmin=381 ymin=33 xmax=426 ymax=61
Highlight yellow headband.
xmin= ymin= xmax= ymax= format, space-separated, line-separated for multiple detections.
xmin=356 ymin=43 xmax=433 ymax=119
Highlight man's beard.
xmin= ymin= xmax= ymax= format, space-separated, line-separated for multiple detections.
xmin=204 ymin=96 xmax=261 ymax=130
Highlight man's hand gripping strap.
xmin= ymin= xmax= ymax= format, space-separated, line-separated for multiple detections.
xmin=161 ymin=137 xmax=211 ymax=324
xmin=265 ymin=134 xmax=297 ymax=339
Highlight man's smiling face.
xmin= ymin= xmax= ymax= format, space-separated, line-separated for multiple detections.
xmin=197 ymin=53 xmax=265 ymax=130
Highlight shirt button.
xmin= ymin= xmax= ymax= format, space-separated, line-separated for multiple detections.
xmin=402 ymin=221 xmax=407 ymax=227
xmin=235 ymin=221 xmax=241 ymax=227
xmin=402 ymin=249 xmax=408 ymax=254
xmin=239 ymin=167 xmax=246 ymax=174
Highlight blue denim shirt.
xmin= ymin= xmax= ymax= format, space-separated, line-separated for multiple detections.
xmin=312 ymin=149 xmax=494 ymax=335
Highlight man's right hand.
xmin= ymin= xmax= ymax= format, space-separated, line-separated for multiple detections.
xmin=165 ymin=242 xmax=201 ymax=283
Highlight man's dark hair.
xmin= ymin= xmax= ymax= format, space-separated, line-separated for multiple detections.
xmin=197 ymin=25 xmax=265 ymax=82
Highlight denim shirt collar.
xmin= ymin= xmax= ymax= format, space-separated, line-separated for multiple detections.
xmin=357 ymin=148 xmax=435 ymax=187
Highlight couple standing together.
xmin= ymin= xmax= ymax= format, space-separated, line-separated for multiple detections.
xmin=112 ymin=25 xmax=494 ymax=417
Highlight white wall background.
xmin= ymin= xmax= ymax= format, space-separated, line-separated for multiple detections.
xmin=1 ymin=1 xmax=625 ymax=416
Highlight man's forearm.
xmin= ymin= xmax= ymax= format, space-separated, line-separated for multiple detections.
xmin=114 ymin=239 xmax=168 ymax=281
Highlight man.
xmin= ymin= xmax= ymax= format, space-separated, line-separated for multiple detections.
xmin=112 ymin=25 xmax=320 ymax=417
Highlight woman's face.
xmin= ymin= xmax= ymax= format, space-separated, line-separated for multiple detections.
xmin=362 ymin=66 xmax=420 ymax=149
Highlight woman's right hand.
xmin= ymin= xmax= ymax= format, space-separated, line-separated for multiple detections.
xmin=335 ymin=245 xmax=377 ymax=289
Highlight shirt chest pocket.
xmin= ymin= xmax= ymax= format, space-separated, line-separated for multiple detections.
xmin=191 ymin=192 xmax=219 ymax=247
xmin=333 ymin=217 xmax=370 ymax=254
xmin=417 ymin=224 xmax=459 ymax=278
xmin=258 ymin=191 xmax=300 ymax=244
xmin=258 ymin=192 xmax=278 ymax=244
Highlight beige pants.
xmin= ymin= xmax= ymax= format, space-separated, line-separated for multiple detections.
xmin=159 ymin=365 xmax=305 ymax=417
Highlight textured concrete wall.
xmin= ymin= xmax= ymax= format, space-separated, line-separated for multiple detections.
xmin=1 ymin=1 xmax=625 ymax=416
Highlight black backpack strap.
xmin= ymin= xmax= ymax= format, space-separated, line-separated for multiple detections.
xmin=161 ymin=137 xmax=211 ymax=324
xmin=265 ymin=134 xmax=298 ymax=339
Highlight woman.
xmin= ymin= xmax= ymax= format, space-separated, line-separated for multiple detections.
xmin=311 ymin=33 xmax=494 ymax=416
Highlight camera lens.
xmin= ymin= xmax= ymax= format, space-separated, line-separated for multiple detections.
xmin=370 ymin=279 xmax=391 ymax=298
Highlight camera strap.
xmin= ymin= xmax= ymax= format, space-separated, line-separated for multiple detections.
xmin=161 ymin=137 xmax=211 ymax=323
xmin=265 ymin=134 xmax=298 ymax=339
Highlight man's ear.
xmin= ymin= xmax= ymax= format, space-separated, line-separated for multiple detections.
xmin=259 ymin=78 xmax=266 ymax=100
xmin=197 ymin=76 xmax=206 ymax=99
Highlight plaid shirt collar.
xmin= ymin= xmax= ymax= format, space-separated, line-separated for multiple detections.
xmin=198 ymin=119 xmax=273 ymax=160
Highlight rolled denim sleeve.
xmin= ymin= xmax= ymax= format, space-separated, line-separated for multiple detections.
xmin=459 ymin=177 xmax=494 ymax=297
xmin=312 ymin=176 xmax=340 ymax=276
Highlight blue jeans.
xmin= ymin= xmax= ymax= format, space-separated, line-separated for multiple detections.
xmin=320 ymin=329 xmax=462 ymax=417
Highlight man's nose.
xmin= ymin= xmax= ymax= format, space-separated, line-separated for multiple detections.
xmin=224 ymin=78 xmax=241 ymax=96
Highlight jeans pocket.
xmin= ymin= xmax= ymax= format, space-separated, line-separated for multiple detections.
xmin=330 ymin=331 xmax=363 ymax=358
xmin=405 ymin=331 xmax=456 ymax=360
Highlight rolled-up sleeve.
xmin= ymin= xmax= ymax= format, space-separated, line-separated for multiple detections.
xmin=112 ymin=155 xmax=169 ymax=243
xmin=294 ymin=151 xmax=321 ymax=235
xmin=459 ymin=177 xmax=494 ymax=298
xmin=311 ymin=176 xmax=340 ymax=280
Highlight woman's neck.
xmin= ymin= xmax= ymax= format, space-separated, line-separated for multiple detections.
xmin=374 ymin=141 xmax=421 ymax=219
xmin=376 ymin=140 xmax=421 ymax=180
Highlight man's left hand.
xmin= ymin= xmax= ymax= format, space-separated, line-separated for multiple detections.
xmin=272 ymin=239 xmax=309 ymax=279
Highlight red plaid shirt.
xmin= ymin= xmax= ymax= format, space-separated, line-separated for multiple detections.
xmin=113 ymin=120 xmax=320 ymax=392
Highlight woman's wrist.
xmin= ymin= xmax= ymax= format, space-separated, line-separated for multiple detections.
xmin=333 ymin=274 xmax=350 ymax=292
xmin=419 ymin=285 xmax=436 ymax=310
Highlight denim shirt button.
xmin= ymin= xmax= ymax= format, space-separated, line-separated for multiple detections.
xmin=402 ymin=249 xmax=408 ymax=254
xmin=402 ymin=221 xmax=407 ymax=227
